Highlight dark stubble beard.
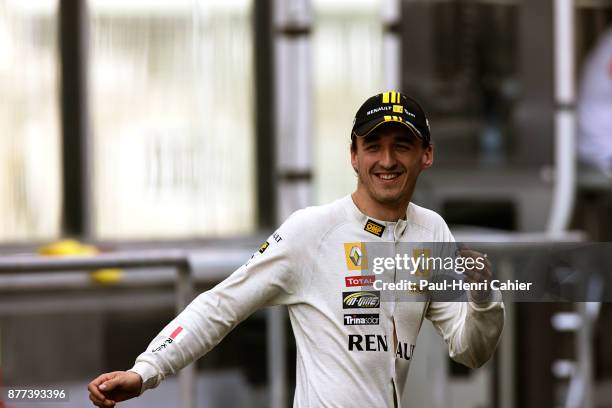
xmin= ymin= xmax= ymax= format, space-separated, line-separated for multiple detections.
xmin=358 ymin=170 xmax=409 ymax=207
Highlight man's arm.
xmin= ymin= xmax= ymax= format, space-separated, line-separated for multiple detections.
xmin=424 ymin=216 xmax=505 ymax=369
xmin=426 ymin=297 xmax=505 ymax=369
xmin=425 ymin=248 xmax=504 ymax=368
xmin=88 ymin=211 xmax=310 ymax=406
xmin=129 ymin=233 xmax=301 ymax=393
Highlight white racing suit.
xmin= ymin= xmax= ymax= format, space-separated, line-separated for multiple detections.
xmin=129 ymin=195 xmax=505 ymax=407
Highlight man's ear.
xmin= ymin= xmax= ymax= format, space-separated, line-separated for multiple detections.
xmin=350 ymin=145 xmax=358 ymax=172
xmin=421 ymin=144 xmax=434 ymax=169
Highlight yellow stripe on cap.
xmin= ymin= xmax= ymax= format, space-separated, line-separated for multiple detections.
xmin=383 ymin=91 xmax=403 ymax=104
xmin=384 ymin=115 xmax=392 ymax=121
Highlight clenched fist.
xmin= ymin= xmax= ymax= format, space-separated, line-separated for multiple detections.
xmin=458 ymin=248 xmax=493 ymax=304
xmin=88 ymin=371 xmax=142 ymax=407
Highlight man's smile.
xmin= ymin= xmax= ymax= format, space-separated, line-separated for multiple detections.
xmin=373 ymin=171 xmax=404 ymax=182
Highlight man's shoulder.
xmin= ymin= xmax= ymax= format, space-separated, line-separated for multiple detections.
xmin=278 ymin=196 xmax=349 ymax=240
xmin=407 ymin=202 xmax=449 ymax=232
xmin=285 ymin=198 xmax=348 ymax=233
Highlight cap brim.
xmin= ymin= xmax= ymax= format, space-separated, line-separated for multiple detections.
xmin=353 ymin=117 xmax=423 ymax=140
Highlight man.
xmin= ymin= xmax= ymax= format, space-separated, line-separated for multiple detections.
xmin=88 ymin=92 xmax=504 ymax=408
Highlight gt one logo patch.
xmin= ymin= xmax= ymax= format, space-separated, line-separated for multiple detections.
xmin=343 ymin=243 xmax=367 ymax=270
xmin=345 ymin=275 xmax=375 ymax=287
xmin=342 ymin=291 xmax=380 ymax=309
xmin=151 ymin=326 xmax=187 ymax=353
xmin=393 ymin=105 xmax=403 ymax=113
xmin=344 ymin=313 xmax=379 ymax=325
xmin=364 ymin=219 xmax=385 ymax=237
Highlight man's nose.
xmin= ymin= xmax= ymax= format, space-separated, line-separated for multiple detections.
xmin=378 ymin=147 xmax=397 ymax=168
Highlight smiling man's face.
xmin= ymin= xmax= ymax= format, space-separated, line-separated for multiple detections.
xmin=351 ymin=123 xmax=433 ymax=210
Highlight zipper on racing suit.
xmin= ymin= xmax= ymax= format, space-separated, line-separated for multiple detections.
xmin=386 ymin=220 xmax=407 ymax=407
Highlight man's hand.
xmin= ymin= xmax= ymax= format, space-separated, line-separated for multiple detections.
xmin=88 ymin=371 xmax=142 ymax=407
xmin=459 ymin=248 xmax=493 ymax=304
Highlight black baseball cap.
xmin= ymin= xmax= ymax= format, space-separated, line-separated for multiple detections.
xmin=351 ymin=91 xmax=431 ymax=145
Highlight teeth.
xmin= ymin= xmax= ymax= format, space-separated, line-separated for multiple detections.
xmin=378 ymin=173 xmax=398 ymax=180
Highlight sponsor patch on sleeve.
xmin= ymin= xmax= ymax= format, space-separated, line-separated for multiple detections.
xmin=151 ymin=325 xmax=188 ymax=353
xmin=259 ymin=241 xmax=270 ymax=254
xmin=245 ymin=231 xmax=284 ymax=267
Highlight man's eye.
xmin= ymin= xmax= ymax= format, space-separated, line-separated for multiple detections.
xmin=396 ymin=144 xmax=411 ymax=151
xmin=365 ymin=145 xmax=379 ymax=151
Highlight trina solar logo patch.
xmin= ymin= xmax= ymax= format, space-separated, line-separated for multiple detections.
xmin=364 ymin=219 xmax=385 ymax=237
xmin=342 ymin=291 xmax=380 ymax=309
xmin=344 ymin=313 xmax=379 ymax=325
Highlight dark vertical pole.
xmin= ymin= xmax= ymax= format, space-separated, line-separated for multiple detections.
xmin=400 ymin=1 xmax=436 ymax=103
xmin=516 ymin=303 xmax=556 ymax=408
xmin=253 ymin=0 xmax=277 ymax=229
xmin=59 ymin=0 xmax=91 ymax=237
xmin=513 ymin=0 xmax=554 ymax=167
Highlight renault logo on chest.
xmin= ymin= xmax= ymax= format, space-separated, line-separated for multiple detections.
xmin=350 ymin=246 xmax=362 ymax=266
xmin=344 ymin=243 xmax=368 ymax=271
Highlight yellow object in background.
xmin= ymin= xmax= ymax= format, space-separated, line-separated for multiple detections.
xmin=38 ymin=239 xmax=124 ymax=285
xmin=89 ymin=268 xmax=124 ymax=285
xmin=38 ymin=239 xmax=99 ymax=256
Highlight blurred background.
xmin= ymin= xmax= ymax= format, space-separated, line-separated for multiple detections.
xmin=0 ymin=0 xmax=611 ymax=407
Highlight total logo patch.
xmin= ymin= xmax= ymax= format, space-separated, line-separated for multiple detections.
xmin=364 ymin=219 xmax=385 ymax=237
xmin=342 ymin=291 xmax=380 ymax=309
xmin=345 ymin=275 xmax=375 ymax=287
xmin=151 ymin=326 xmax=188 ymax=353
